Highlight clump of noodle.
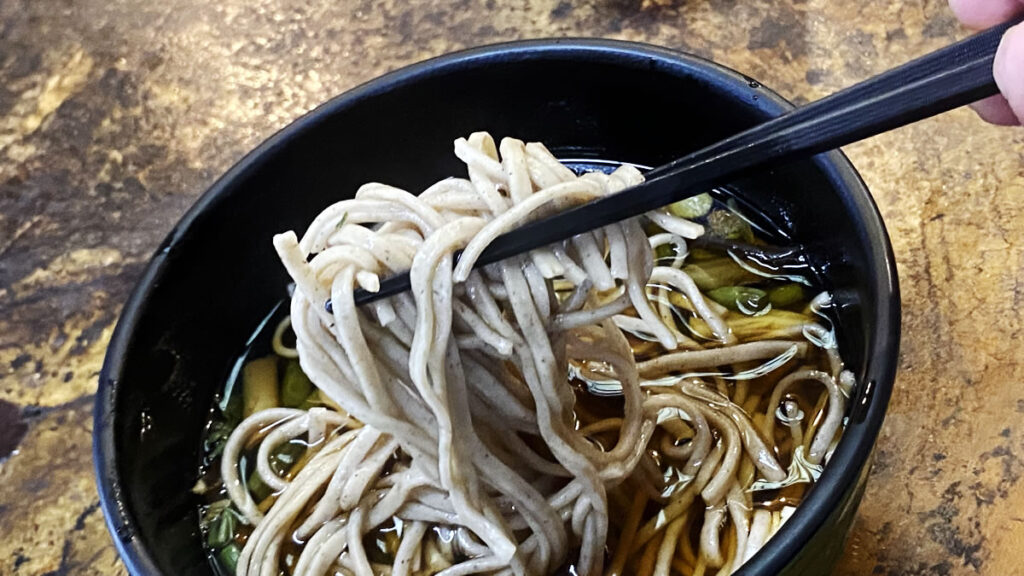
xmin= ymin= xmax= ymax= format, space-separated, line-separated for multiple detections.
xmin=217 ymin=132 xmax=849 ymax=576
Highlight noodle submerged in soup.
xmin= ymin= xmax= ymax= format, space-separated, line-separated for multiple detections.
xmin=193 ymin=133 xmax=853 ymax=576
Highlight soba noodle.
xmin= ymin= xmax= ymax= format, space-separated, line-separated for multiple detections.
xmin=197 ymin=132 xmax=852 ymax=576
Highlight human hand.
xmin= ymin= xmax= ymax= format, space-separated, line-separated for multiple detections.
xmin=949 ymin=0 xmax=1024 ymax=125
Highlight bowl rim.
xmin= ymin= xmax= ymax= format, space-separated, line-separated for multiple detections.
xmin=94 ymin=37 xmax=900 ymax=576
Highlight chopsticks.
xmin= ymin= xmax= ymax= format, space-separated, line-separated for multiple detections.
xmin=353 ymin=17 xmax=1021 ymax=306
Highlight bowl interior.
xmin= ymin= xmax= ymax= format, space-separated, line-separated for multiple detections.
xmin=96 ymin=40 xmax=898 ymax=576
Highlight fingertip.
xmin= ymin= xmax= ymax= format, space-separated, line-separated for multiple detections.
xmin=971 ymin=95 xmax=1022 ymax=126
xmin=949 ymin=0 xmax=1024 ymax=29
xmin=948 ymin=0 xmax=978 ymax=28
xmin=993 ymin=23 xmax=1024 ymax=124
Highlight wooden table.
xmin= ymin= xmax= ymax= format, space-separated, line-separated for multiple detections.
xmin=1 ymin=0 xmax=1021 ymax=573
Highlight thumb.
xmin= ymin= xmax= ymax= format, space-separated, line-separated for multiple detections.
xmin=994 ymin=23 xmax=1024 ymax=124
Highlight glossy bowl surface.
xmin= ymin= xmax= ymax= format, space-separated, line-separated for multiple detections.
xmin=94 ymin=39 xmax=900 ymax=576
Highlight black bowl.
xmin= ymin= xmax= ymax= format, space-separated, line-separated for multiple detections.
xmin=94 ymin=39 xmax=900 ymax=576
